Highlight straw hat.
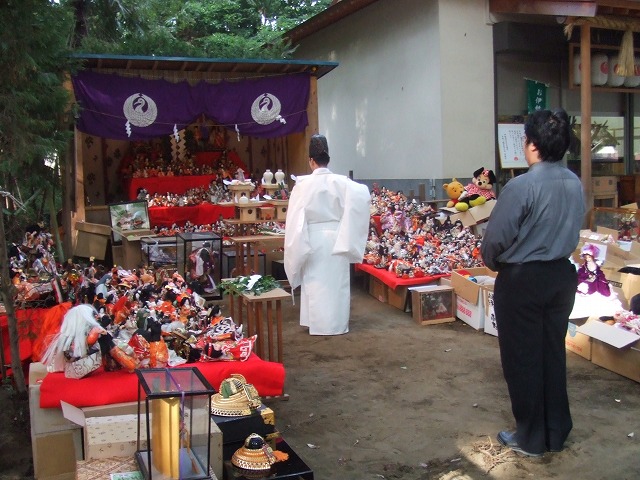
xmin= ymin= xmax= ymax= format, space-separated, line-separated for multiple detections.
xmin=210 ymin=374 xmax=261 ymax=417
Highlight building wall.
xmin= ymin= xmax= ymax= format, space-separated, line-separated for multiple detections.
xmin=293 ymin=0 xmax=495 ymax=188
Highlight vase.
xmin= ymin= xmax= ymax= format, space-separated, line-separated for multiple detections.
xmin=274 ymin=169 xmax=285 ymax=184
xmin=262 ymin=169 xmax=273 ymax=185
xmin=238 ymin=193 xmax=249 ymax=204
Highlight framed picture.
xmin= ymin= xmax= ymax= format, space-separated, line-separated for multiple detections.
xmin=497 ymin=123 xmax=528 ymax=170
xmin=108 ymin=200 xmax=151 ymax=242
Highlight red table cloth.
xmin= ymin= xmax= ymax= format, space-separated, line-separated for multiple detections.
xmin=149 ymin=203 xmax=235 ymax=227
xmin=355 ymin=263 xmax=448 ymax=290
xmin=38 ymin=353 xmax=285 ymax=408
xmin=0 ymin=307 xmax=51 ymax=365
xmin=127 ymin=174 xmax=218 ymax=200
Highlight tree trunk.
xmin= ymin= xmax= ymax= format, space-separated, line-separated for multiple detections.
xmin=47 ymin=185 xmax=65 ymax=264
xmin=0 ymin=206 xmax=26 ymax=393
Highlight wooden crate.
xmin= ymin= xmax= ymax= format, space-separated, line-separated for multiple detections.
xmin=410 ymin=285 xmax=456 ymax=326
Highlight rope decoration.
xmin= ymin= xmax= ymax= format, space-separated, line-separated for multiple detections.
xmin=564 ymin=16 xmax=640 ymax=77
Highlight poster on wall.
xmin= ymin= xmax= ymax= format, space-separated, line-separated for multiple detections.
xmin=497 ymin=123 xmax=528 ymax=169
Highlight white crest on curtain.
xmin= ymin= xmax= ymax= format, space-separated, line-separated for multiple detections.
xmin=123 ymin=93 xmax=158 ymax=137
xmin=251 ymin=93 xmax=286 ymax=125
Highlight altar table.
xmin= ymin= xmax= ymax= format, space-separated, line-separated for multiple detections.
xmin=127 ymin=174 xmax=218 ymax=200
xmin=355 ymin=263 xmax=448 ymax=311
xmin=149 ymin=203 xmax=235 ymax=227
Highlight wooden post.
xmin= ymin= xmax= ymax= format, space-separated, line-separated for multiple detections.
xmin=580 ymin=24 xmax=593 ymax=215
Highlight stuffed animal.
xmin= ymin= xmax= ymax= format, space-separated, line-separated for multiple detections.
xmin=443 ymin=179 xmax=466 ymax=209
xmin=443 ymin=178 xmax=485 ymax=212
xmin=461 ymin=167 xmax=496 ymax=201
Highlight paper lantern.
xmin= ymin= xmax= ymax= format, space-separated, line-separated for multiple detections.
xmin=623 ymin=56 xmax=640 ymax=87
xmin=607 ymin=55 xmax=625 ymax=87
xmin=591 ymin=53 xmax=608 ymax=85
xmin=573 ymin=55 xmax=581 ymax=85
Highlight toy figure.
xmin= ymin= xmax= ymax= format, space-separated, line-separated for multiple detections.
xmin=576 ymin=243 xmax=611 ymax=296
xmin=460 ymin=167 xmax=496 ymax=201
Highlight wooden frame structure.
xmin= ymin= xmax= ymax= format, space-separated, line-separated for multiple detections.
xmin=63 ymin=55 xmax=337 ymax=260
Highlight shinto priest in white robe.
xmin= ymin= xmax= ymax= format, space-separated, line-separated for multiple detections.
xmin=284 ymin=168 xmax=371 ymax=335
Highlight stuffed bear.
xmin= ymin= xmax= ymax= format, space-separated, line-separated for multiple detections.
xmin=443 ymin=179 xmax=466 ymax=209
xmin=443 ymin=178 xmax=485 ymax=212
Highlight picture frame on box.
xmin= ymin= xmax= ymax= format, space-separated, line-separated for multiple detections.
xmin=108 ymin=200 xmax=151 ymax=243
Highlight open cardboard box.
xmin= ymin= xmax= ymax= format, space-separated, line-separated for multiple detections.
xmin=565 ymin=317 xmax=592 ymax=360
xmin=450 ymin=267 xmax=497 ymax=330
xmin=61 ymin=401 xmax=146 ymax=460
xmin=577 ymin=319 xmax=640 ymax=383
xmin=62 ymin=400 xmax=223 ymax=479
xmin=442 ymin=200 xmax=496 ymax=228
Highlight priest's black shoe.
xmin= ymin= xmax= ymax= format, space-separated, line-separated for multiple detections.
xmin=497 ymin=431 xmax=543 ymax=457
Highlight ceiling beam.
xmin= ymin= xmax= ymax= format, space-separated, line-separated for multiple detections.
xmin=490 ymin=0 xmax=597 ymax=17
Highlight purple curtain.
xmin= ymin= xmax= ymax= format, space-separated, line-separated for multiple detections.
xmin=72 ymin=71 xmax=310 ymax=140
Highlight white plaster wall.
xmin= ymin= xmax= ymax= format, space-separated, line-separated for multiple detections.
xmin=295 ymin=0 xmax=495 ymax=181
xmin=438 ymin=0 xmax=495 ymax=178
xmin=294 ymin=0 xmax=441 ymax=180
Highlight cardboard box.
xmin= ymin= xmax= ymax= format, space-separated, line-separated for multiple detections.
xmin=75 ymin=456 xmax=139 ymax=480
xmin=591 ymin=339 xmax=640 ymax=383
xmin=29 ymin=384 xmax=79 ymax=436
xmin=32 ymin=428 xmax=83 ymax=480
xmin=387 ymin=285 xmax=409 ymax=311
xmin=445 ymin=199 xmax=496 ymax=227
xmin=409 ymin=285 xmax=455 ymax=325
xmin=578 ymin=319 xmax=640 ymax=383
xmin=565 ymin=320 xmax=592 ymax=360
xmin=482 ymin=286 xmax=498 ymax=337
xmin=598 ymin=267 xmax=640 ymax=313
xmin=455 ymin=295 xmax=484 ymax=330
xmin=368 ymin=276 xmax=388 ymax=303
xmin=61 ymin=401 xmax=146 ymax=460
xmin=212 ymin=404 xmax=275 ymax=445
xmin=63 ymin=401 xmax=223 ymax=480
xmin=29 ymin=361 xmax=49 ymax=385
xmin=451 ymin=267 xmax=497 ymax=330
xmin=573 ymin=237 xmax=640 ymax=271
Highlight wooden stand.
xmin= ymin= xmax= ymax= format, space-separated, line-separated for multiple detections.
xmin=227 ymin=287 xmax=290 ymax=364
xmin=229 ymin=235 xmax=285 ymax=277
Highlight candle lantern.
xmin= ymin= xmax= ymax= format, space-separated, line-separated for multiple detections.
xmin=136 ymin=367 xmax=216 ymax=480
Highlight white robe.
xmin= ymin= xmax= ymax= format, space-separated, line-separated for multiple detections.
xmin=284 ymin=168 xmax=371 ymax=335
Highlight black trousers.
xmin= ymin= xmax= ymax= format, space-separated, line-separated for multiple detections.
xmin=494 ymin=259 xmax=576 ymax=454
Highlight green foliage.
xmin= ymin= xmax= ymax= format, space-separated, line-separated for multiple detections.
xmin=71 ymin=0 xmax=331 ymax=59
xmin=220 ymin=275 xmax=281 ymax=296
xmin=0 ymin=0 xmax=78 ymax=238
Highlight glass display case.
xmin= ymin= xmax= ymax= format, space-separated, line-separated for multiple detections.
xmin=141 ymin=236 xmax=178 ymax=267
xmin=590 ymin=206 xmax=640 ymax=242
xmin=567 ymin=115 xmax=626 ymax=177
xmin=177 ymin=232 xmax=223 ymax=300
xmin=135 ymin=368 xmax=215 ymax=480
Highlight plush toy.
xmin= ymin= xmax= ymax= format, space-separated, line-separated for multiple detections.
xmin=443 ymin=178 xmax=485 ymax=212
xmin=461 ymin=167 xmax=496 ymax=201
xmin=443 ymin=179 xmax=466 ymax=209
